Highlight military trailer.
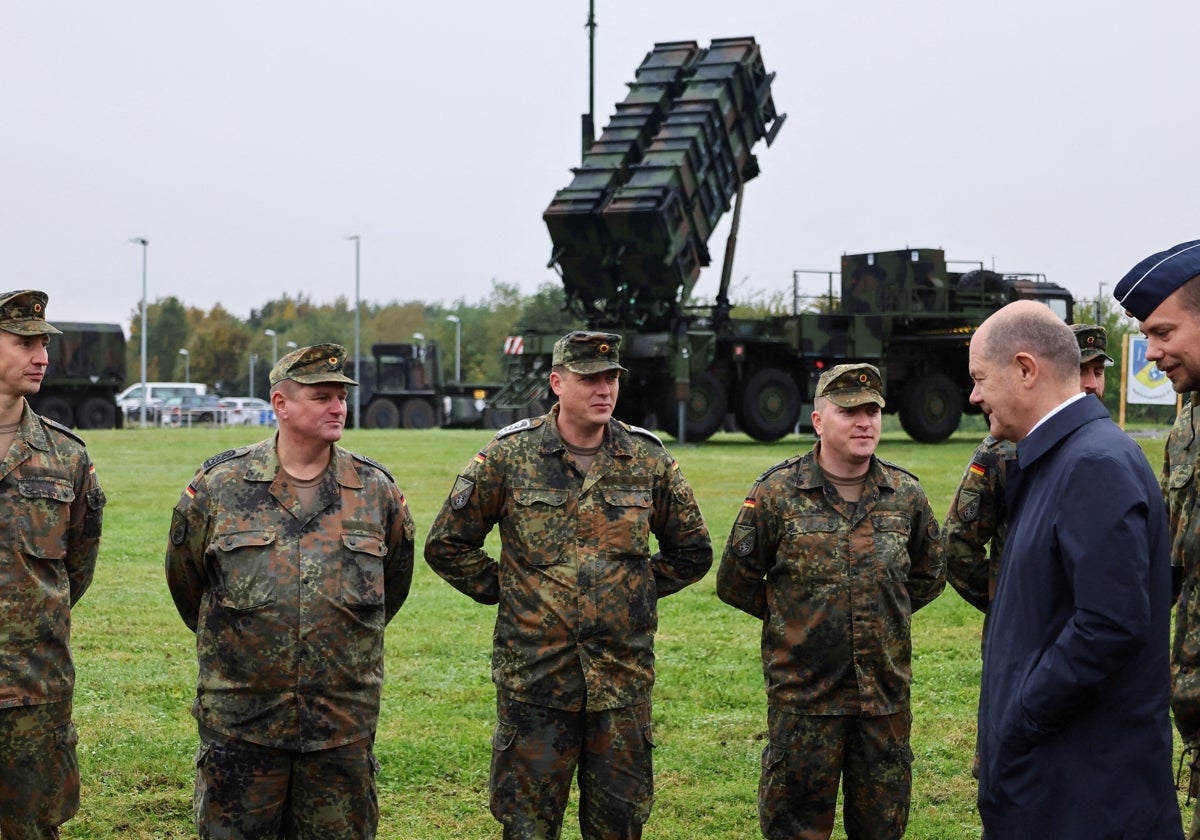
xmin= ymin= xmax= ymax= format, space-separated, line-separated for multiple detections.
xmin=31 ymin=321 xmax=127 ymax=429
xmin=489 ymin=37 xmax=1075 ymax=444
xmin=351 ymin=342 xmax=500 ymax=430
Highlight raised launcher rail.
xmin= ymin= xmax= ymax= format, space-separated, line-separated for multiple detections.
xmin=543 ymin=37 xmax=785 ymax=331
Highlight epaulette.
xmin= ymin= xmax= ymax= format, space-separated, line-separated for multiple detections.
xmin=496 ymin=416 xmax=542 ymax=439
xmin=200 ymin=447 xmax=251 ymax=473
xmin=39 ymin=415 xmax=86 ymax=446
xmin=620 ymin=421 xmax=664 ymax=448
xmin=755 ymin=453 xmax=804 ymax=484
xmin=352 ymin=451 xmax=394 ymax=482
xmin=877 ymin=456 xmax=919 ymax=481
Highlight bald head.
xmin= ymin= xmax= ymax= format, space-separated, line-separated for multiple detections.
xmin=976 ymin=301 xmax=1080 ymax=385
xmin=969 ymin=301 xmax=1081 ymax=442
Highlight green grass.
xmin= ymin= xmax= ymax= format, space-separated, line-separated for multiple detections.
xmin=57 ymin=425 xmax=1187 ymax=839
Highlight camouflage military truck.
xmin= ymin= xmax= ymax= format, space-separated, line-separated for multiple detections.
xmin=30 ymin=322 xmax=126 ymax=429
xmin=489 ymin=36 xmax=1075 ymax=444
xmin=350 ymin=341 xmax=500 ymax=430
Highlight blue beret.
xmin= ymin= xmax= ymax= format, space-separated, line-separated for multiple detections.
xmin=1113 ymin=239 xmax=1200 ymax=320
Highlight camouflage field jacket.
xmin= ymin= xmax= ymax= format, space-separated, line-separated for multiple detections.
xmin=0 ymin=403 xmax=105 ymax=708
xmin=165 ymin=440 xmax=415 ymax=751
xmin=943 ymin=435 xmax=1017 ymax=613
xmin=423 ymin=410 xmax=712 ymax=712
xmin=717 ymin=444 xmax=945 ymax=716
xmin=1163 ymin=394 xmax=1200 ymax=742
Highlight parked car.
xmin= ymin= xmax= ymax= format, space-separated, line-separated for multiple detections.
xmin=218 ymin=397 xmax=274 ymax=426
xmin=161 ymin=394 xmax=225 ymax=427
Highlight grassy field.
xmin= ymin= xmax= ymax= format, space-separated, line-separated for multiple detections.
xmin=56 ymin=424 xmax=1187 ymax=839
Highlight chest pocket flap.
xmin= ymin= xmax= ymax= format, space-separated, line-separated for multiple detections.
xmin=513 ymin=487 xmax=568 ymax=508
xmin=18 ymin=476 xmax=75 ymax=503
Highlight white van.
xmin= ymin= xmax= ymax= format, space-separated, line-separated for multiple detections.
xmin=117 ymin=382 xmax=207 ymax=421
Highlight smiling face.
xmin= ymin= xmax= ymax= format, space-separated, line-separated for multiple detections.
xmin=968 ymin=325 xmax=1026 ymax=442
xmin=1139 ymin=284 xmax=1200 ymax=393
xmin=0 ymin=331 xmax=50 ymax=399
xmin=811 ymin=397 xmax=880 ymax=472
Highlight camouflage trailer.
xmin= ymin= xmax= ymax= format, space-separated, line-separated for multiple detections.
xmin=490 ymin=36 xmax=1074 ymax=444
xmin=350 ymin=342 xmax=500 ymax=430
xmin=31 ymin=321 xmax=126 ymax=429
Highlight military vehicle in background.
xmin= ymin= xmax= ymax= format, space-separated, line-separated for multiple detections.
xmin=351 ymin=341 xmax=500 ymax=430
xmin=489 ymin=35 xmax=1075 ymax=444
xmin=31 ymin=322 xmax=126 ymax=429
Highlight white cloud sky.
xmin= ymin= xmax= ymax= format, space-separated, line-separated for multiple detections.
xmin=3 ymin=1 xmax=1196 ymax=330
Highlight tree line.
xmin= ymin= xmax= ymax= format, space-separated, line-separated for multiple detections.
xmin=123 ymin=283 xmax=1172 ymax=426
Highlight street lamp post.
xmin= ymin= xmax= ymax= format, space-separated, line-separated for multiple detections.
xmin=129 ymin=237 xmax=149 ymax=427
xmin=1096 ymin=281 xmax=1107 ymax=325
xmin=264 ymin=329 xmax=277 ymax=361
xmin=286 ymin=341 xmax=298 ymax=351
xmin=249 ymin=354 xmax=258 ymax=400
xmin=445 ymin=315 xmax=461 ymax=383
xmin=179 ymin=348 xmax=190 ymax=383
xmin=345 ymin=235 xmax=361 ymax=429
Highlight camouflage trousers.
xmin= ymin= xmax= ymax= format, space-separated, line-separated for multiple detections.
xmin=759 ymin=708 xmax=913 ymax=840
xmin=0 ymin=702 xmax=79 ymax=840
xmin=490 ymin=694 xmax=654 ymax=840
xmin=193 ymin=726 xmax=380 ymax=840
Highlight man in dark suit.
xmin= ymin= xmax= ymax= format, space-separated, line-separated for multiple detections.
xmin=968 ymin=300 xmax=1181 ymax=839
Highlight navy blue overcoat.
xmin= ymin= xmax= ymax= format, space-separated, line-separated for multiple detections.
xmin=977 ymin=395 xmax=1181 ymax=839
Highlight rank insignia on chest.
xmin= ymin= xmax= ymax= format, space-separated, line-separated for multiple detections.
xmin=956 ymin=490 xmax=981 ymax=523
xmin=450 ymin=475 xmax=475 ymax=510
xmin=732 ymin=523 xmax=756 ymax=557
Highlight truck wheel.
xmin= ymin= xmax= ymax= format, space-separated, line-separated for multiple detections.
xmin=657 ymin=371 xmax=727 ymax=443
xmin=736 ymin=368 xmax=801 ymax=442
xmin=401 ymin=399 xmax=437 ymax=429
xmin=77 ymin=397 xmax=117 ymax=429
xmin=364 ymin=399 xmax=400 ymax=429
xmin=899 ymin=373 xmax=963 ymax=443
xmin=37 ymin=397 xmax=74 ymax=428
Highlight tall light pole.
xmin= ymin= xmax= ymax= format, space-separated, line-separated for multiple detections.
xmin=445 ymin=315 xmax=461 ymax=383
xmin=345 ymin=235 xmax=361 ymax=429
xmin=179 ymin=348 xmax=190 ymax=383
xmin=249 ymin=354 xmax=258 ymax=400
xmin=1096 ymin=281 xmax=1107 ymax=325
xmin=264 ymin=328 xmax=277 ymax=361
xmin=129 ymin=237 xmax=149 ymax=427
xmin=286 ymin=340 xmax=298 ymax=351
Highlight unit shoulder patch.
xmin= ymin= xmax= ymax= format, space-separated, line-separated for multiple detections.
xmin=955 ymin=489 xmax=982 ymax=523
xmin=449 ymin=475 xmax=475 ymax=510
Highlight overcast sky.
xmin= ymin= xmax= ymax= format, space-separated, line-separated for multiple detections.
xmin=4 ymin=1 xmax=1197 ymax=332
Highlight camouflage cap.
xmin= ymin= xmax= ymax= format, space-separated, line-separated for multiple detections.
xmin=552 ymin=331 xmax=628 ymax=374
xmin=1071 ymin=323 xmax=1114 ymax=365
xmin=0 ymin=290 xmax=62 ymax=336
xmin=815 ymin=363 xmax=885 ymax=408
xmin=268 ymin=342 xmax=358 ymax=387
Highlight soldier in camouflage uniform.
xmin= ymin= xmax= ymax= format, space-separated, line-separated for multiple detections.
xmin=1115 ymin=240 xmax=1200 ymax=839
xmin=424 ymin=331 xmax=712 ymax=840
xmin=0 ymin=291 xmax=106 ymax=840
xmin=945 ymin=323 xmax=1113 ymax=612
xmin=165 ymin=343 xmax=415 ymax=840
xmin=717 ymin=363 xmax=945 ymax=840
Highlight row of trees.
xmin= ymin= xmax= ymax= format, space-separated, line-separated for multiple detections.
xmin=122 ymin=283 xmax=1173 ymax=427
xmin=124 ymin=281 xmax=580 ymax=399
